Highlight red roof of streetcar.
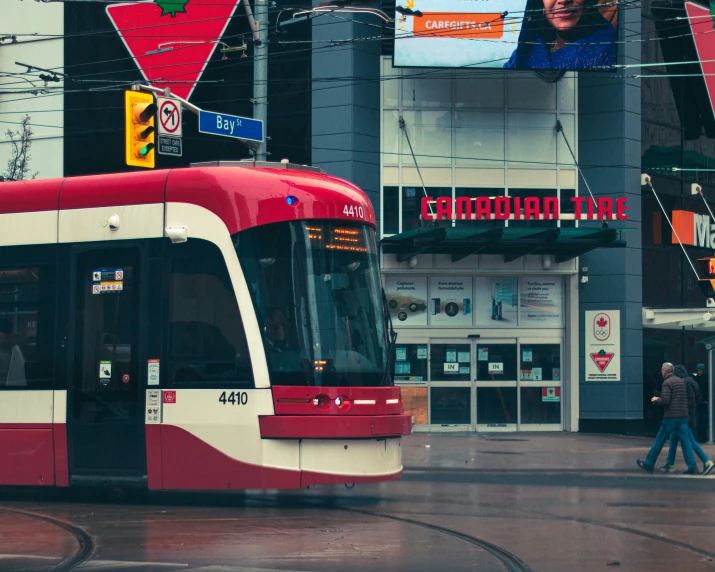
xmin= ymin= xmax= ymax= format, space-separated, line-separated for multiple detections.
xmin=0 ymin=166 xmax=376 ymax=234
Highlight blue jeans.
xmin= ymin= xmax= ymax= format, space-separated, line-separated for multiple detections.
xmin=666 ymin=426 xmax=710 ymax=465
xmin=645 ymin=418 xmax=696 ymax=470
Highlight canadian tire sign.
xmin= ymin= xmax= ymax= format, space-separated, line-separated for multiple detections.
xmin=585 ymin=311 xmax=621 ymax=381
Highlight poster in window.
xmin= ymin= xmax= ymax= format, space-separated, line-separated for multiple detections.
xmin=385 ymin=276 xmax=428 ymax=326
xmin=474 ymin=277 xmax=518 ymax=327
xmin=519 ymin=277 xmax=563 ymax=327
xmin=429 ymin=277 xmax=473 ymax=326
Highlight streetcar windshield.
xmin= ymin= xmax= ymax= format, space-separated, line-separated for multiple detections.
xmin=236 ymin=221 xmax=390 ymax=387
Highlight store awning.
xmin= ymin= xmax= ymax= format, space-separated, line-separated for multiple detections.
xmin=643 ymin=307 xmax=715 ymax=331
xmin=381 ymin=226 xmax=627 ymax=263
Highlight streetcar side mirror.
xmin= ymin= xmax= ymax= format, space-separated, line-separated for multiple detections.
xmin=166 ymin=226 xmax=188 ymax=243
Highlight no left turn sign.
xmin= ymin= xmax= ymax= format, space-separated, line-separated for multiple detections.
xmin=157 ymin=97 xmax=182 ymax=137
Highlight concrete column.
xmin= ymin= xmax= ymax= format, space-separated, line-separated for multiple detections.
xmin=311 ymin=6 xmax=381 ymax=228
xmin=578 ymin=3 xmax=643 ymax=434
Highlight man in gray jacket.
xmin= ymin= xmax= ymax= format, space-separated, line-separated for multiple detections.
xmin=659 ymin=365 xmax=714 ymax=475
xmin=637 ymin=363 xmax=699 ymax=474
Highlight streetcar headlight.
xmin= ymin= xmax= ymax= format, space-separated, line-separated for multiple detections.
xmin=313 ymin=394 xmax=330 ymax=410
xmin=335 ymin=395 xmax=351 ymax=411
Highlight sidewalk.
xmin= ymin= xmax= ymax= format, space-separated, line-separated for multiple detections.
xmin=402 ymin=432 xmax=715 ymax=474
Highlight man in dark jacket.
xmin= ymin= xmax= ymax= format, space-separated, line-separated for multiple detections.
xmin=693 ymin=363 xmax=709 ymax=442
xmin=637 ymin=363 xmax=699 ymax=474
xmin=659 ymin=365 xmax=714 ymax=475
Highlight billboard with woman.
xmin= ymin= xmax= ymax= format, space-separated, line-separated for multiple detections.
xmin=393 ymin=0 xmax=618 ymax=70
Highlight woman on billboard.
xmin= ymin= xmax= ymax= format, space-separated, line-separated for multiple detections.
xmin=503 ymin=0 xmax=616 ymax=69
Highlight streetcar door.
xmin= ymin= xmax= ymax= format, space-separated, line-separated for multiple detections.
xmin=67 ymin=246 xmax=146 ymax=484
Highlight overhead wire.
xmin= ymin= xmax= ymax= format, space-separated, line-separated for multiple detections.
xmin=0 ymin=0 xmax=706 ymax=88
xmin=1 ymin=9 xmax=709 ymax=94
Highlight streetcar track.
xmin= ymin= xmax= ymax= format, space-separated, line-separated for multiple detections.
xmin=3 ymin=483 xmax=715 ymax=571
xmin=243 ymin=495 xmax=532 ymax=572
xmin=340 ymin=507 xmax=533 ymax=572
xmin=0 ymin=507 xmax=94 ymax=572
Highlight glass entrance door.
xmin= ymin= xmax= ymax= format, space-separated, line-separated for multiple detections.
xmin=428 ymin=340 xmax=472 ymax=429
xmin=400 ymin=337 xmax=564 ymax=431
xmin=475 ymin=339 xmax=518 ymax=431
xmin=67 ymin=246 xmax=146 ymax=482
xmin=518 ymin=339 xmax=562 ymax=430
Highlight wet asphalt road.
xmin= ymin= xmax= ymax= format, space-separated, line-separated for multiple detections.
xmin=1 ymin=433 xmax=714 ymax=572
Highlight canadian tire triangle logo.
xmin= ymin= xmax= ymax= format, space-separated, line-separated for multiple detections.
xmin=590 ymin=349 xmax=614 ymax=373
xmin=106 ymin=0 xmax=243 ymax=101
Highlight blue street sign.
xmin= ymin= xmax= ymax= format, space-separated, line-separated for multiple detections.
xmin=198 ymin=110 xmax=263 ymax=142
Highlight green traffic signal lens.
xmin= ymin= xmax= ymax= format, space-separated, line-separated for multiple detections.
xmin=139 ymin=143 xmax=156 ymax=157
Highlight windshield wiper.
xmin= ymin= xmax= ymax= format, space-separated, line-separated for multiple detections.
xmin=381 ymin=288 xmax=397 ymax=386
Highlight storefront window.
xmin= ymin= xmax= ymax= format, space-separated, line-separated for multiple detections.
xmin=430 ymin=343 xmax=471 ymax=381
xmin=403 ymin=187 xmax=451 ymax=232
xmin=520 ymin=344 xmax=560 ymax=381
xmin=394 ymin=343 xmax=428 ymax=382
xmin=430 ymin=387 xmax=471 ymax=425
xmin=520 ymin=387 xmax=561 ymax=424
xmin=508 ymin=189 xmax=558 ymax=228
xmin=559 ymin=189 xmax=576 ymax=228
xmin=476 ymin=344 xmax=517 ymax=380
xmin=454 ymin=188 xmax=502 ymax=227
xmin=477 ymin=387 xmax=517 ymax=425
xmin=402 ymin=186 xmax=423 ymax=232
xmin=383 ymin=186 xmax=399 ymax=235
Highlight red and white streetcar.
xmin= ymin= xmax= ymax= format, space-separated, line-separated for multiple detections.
xmin=0 ymin=161 xmax=411 ymax=490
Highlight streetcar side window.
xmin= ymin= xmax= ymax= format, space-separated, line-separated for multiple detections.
xmin=0 ymin=246 xmax=57 ymax=390
xmin=166 ymin=239 xmax=254 ymax=388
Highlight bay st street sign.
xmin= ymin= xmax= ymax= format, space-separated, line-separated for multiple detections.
xmin=198 ymin=110 xmax=264 ymax=142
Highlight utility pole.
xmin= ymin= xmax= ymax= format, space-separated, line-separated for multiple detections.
xmin=245 ymin=0 xmax=268 ymax=161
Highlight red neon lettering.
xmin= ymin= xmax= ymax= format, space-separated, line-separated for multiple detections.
xmin=436 ymin=197 xmax=452 ymax=220
xmin=616 ymin=197 xmax=628 ymax=220
xmin=597 ymin=197 xmax=614 ymax=220
xmin=587 ymin=198 xmax=595 ymax=220
xmin=494 ymin=197 xmax=511 ymax=220
xmin=475 ymin=197 xmax=491 ymax=220
xmin=543 ymin=197 xmax=559 ymax=220
xmin=421 ymin=197 xmax=435 ymax=220
xmin=570 ymin=196 xmax=585 ymax=219
xmin=524 ymin=197 xmax=540 ymax=220
xmin=455 ymin=197 xmax=472 ymax=221
xmin=513 ymin=196 xmax=522 ymax=220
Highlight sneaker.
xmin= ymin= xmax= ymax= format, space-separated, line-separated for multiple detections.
xmin=683 ymin=467 xmax=700 ymax=475
xmin=658 ymin=464 xmax=675 ymax=472
xmin=637 ymin=460 xmax=654 ymax=473
xmin=704 ymin=460 xmax=714 ymax=476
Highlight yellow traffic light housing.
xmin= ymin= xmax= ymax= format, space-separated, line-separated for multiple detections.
xmin=696 ymin=257 xmax=715 ymax=298
xmin=125 ymin=91 xmax=157 ymax=168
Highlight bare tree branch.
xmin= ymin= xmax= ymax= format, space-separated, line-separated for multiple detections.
xmin=1 ymin=115 xmax=39 ymax=182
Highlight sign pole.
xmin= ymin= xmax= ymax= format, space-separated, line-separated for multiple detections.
xmin=253 ymin=0 xmax=268 ymax=161
xmin=709 ymin=348 xmax=713 ymax=444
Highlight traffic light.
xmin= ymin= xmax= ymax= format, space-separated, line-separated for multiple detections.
xmin=125 ymin=91 xmax=157 ymax=168
xmin=697 ymin=257 xmax=715 ymax=298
